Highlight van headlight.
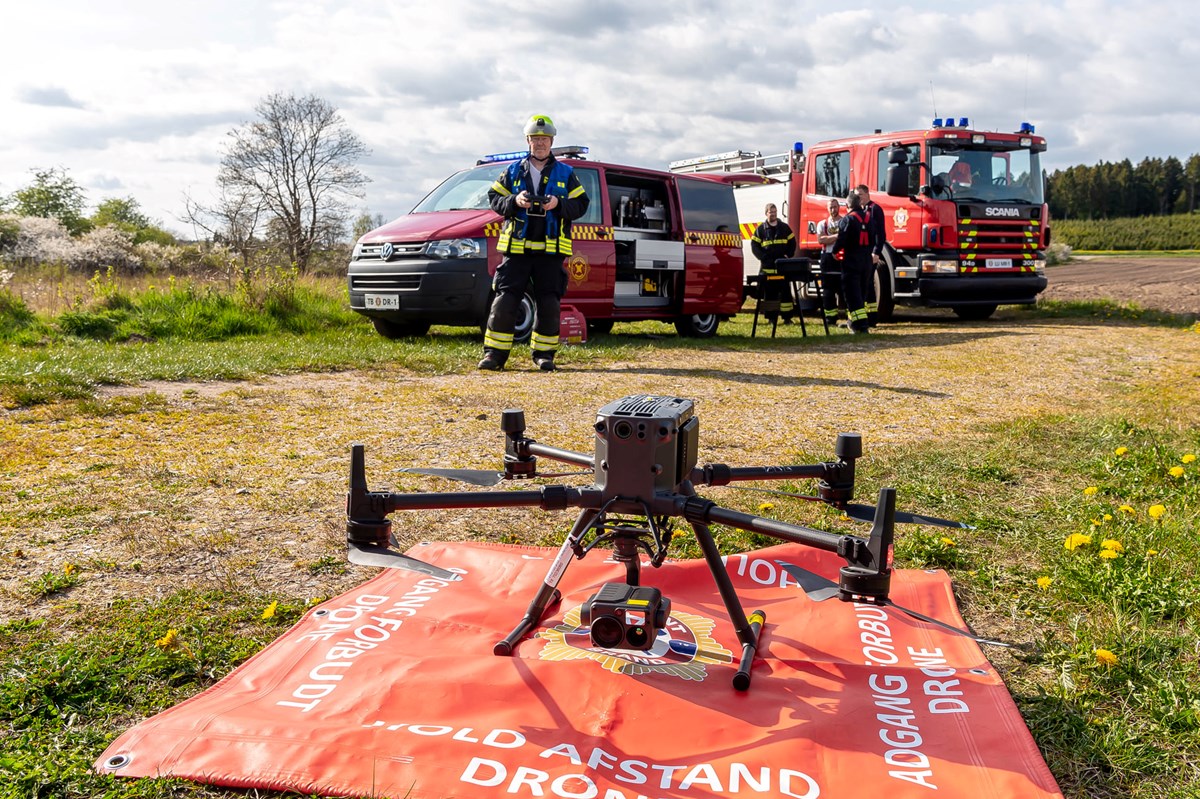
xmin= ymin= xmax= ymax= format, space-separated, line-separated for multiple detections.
xmin=426 ymin=238 xmax=484 ymax=259
xmin=351 ymin=239 xmax=364 ymax=260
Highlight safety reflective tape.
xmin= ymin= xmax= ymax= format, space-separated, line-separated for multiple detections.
xmin=491 ymin=182 xmax=511 ymax=196
xmin=740 ymin=222 xmax=756 ymax=240
xmin=484 ymin=332 xmax=515 ymax=350
xmin=686 ymin=232 xmax=742 ymax=247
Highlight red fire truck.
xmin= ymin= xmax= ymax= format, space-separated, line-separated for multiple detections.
xmin=671 ymin=119 xmax=1050 ymax=320
xmin=348 ymin=146 xmax=767 ymax=340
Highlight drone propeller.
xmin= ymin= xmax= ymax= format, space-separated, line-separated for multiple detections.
xmin=400 ymin=467 xmax=594 ymax=487
xmin=734 ymin=486 xmax=972 ymax=529
xmin=347 ymin=541 xmax=461 ymax=580
xmin=776 ymin=561 xmax=1012 ymax=648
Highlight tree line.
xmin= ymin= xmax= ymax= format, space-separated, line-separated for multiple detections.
xmin=1046 ymin=154 xmax=1200 ymax=220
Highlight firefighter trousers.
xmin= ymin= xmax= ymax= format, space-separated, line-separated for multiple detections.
xmin=483 ymin=252 xmax=568 ymax=362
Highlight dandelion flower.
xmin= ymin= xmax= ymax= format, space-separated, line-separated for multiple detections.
xmin=940 ymin=537 xmax=956 ymax=547
xmin=1037 ymin=576 xmax=1053 ymax=591
xmin=63 ymin=563 xmax=79 ymax=576
xmin=757 ymin=502 xmax=775 ymax=513
xmin=1183 ymin=454 xmax=1197 ymax=464
xmin=1118 ymin=505 xmax=1135 ymax=515
xmin=1094 ymin=649 xmax=1118 ymax=667
xmin=1103 ymin=514 xmax=1113 ymax=521
xmin=262 ymin=601 xmax=279 ymax=620
xmin=1147 ymin=549 xmax=1159 ymax=556
xmin=1099 ymin=549 xmax=1120 ymax=560
xmin=1169 ymin=466 xmax=1185 ymax=478
xmin=1064 ymin=533 xmax=1093 ymax=551
xmin=156 ymin=629 xmax=179 ymax=651
xmin=1115 ymin=447 xmax=1129 ymax=456
xmin=1101 ymin=539 xmax=1124 ymax=553
xmin=1148 ymin=504 xmax=1166 ymax=520
xmin=1083 ymin=486 xmax=1099 ymax=496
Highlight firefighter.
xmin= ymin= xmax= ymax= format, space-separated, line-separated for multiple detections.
xmin=750 ymin=202 xmax=797 ymax=322
xmin=815 ymin=197 xmax=844 ymax=327
xmin=832 ymin=191 xmax=873 ymax=334
xmin=855 ymin=184 xmax=887 ymax=327
xmin=479 ymin=114 xmax=589 ymax=371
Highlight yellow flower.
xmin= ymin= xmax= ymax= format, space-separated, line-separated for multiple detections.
xmin=1099 ymin=549 xmax=1120 ymax=560
xmin=262 ymin=601 xmax=279 ymax=620
xmin=1064 ymin=533 xmax=1093 ymax=551
xmin=1082 ymin=486 xmax=1099 ymax=496
xmin=1148 ymin=504 xmax=1166 ymax=520
xmin=1091 ymin=519 xmax=1102 ymax=527
xmin=1118 ymin=505 xmax=1135 ymax=515
xmin=1037 ymin=576 xmax=1053 ymax=591
xmin=63 ymin=563 xmax=79 ymax=576
xmin=1183 ymin=454 xmax=1197 ymax=464
xmin=155 ymin=629 xmax=179 ymax=651
xmin=1147 ymin=549 xmax=1159 ymax=556
xmin=1101 ymin=539 xmax=1124 ymax=553
xmin=1169 ymin=466 xmax=1185 ymax=478
xmin=1094 ymin=649 xmax=1118 ymax=667
xmin=757 ymin=502 xmax=775 ymax=513
xmin=1102 ymin=514 xmax=1113 ymax=521
xmin=1114 ymin=446 xmax=1129 ymax=456
xmin=940 ymin=537 xmax=956 ymax=547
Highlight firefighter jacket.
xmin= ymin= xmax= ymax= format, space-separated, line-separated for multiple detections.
xmin=833 ymin=210 xmax=872 ymax=271
xmin=489 ymin=156 xmax=589 ymax=256
xmin=750 ymin=220 xmax=796 ymax=272
xmin=863 ymin=201 xmax=886 ymax=258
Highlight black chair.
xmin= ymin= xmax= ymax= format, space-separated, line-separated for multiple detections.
xmin=774 ymin=257 xmax=832 ymax=336
xmin=748 ymin=273 xmax=790 ymax=338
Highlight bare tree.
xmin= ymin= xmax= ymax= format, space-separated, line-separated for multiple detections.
xmin=182 ymin=187 xmax=265 ymax=279
xmin=218 ymin=94 xmax=369 ymax=272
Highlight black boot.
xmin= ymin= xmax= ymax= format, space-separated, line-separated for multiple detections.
xmin=478 ymin=349 xmax=508 ymax=371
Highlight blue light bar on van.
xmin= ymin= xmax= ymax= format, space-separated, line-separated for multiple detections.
xmin=1019 ymin=121 xmax=1036 ymax=134
xmin=932 ymin=118 xmax=943 ymax=128
xmin=959 ymin=117 xmax=969 ymax=127
xmin=478 ymin=150 xmax=529 ymax=163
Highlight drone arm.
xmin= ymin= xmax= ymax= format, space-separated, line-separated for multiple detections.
xmin=526 ymin=442 xmax=594 ymax=469
xmin=681 ymin=496 xmax=848 ymax=555
xmin=694 ymin=463 xmax=829 ymax=486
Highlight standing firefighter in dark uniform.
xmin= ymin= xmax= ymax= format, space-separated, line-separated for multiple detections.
xmin=832 ymin=190 xmax=873 ymax=334
xmin=479 ymin=114 xmax=589 ymax=371
xmin=750 ymin=202 xmax=797 ymax=322
xmin=855 ymin=184 xmax=887 ymax=327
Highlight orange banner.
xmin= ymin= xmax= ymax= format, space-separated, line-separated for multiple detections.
xmin=97 ymin=541 xmax=1062 ymax=798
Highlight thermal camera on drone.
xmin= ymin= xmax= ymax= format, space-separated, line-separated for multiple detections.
xmin=344 ymin=394 xmax=994 ymax=691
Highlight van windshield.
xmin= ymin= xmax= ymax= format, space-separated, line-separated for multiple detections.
xmin=411 ymin=163 xmax=508 ymax=213
xmin=928 ymin=143 xmax=1044 ymax=204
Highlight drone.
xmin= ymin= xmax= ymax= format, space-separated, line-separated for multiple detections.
xmin=345 ymin=394 xmax=1006 ymax=691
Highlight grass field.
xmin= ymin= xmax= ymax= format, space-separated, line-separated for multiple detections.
xmin=2 ymin=274 xmax=1200 ymax=798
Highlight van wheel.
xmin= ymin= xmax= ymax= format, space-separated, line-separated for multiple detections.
xmin=372 ymin=318 xmax=430 ymax=339
xmin=483 ymin=291 xmax=536 ymax=343
xmin=587 ymin=319 xmax=614 ymax=335
xmin=952 ymin=304 xmax=997 ymax=321
xmin=675 ymin=313 xmax=720 ymax=338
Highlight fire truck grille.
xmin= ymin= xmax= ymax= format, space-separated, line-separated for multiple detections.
xmin=956 ymin=217 xmax=1041 ymax=267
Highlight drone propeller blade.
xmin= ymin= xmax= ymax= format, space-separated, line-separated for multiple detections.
xmin=843 ymin=503 xmax=973 ymax=529
xmin=400 ymin=467 xmax=505 ymax=487
xmin=347 ymin=542 xmax=461 ymax=580
xmin=883 ymin=600 xmax=1013 ymax=648
xmin=776 ymin=561 xmax=841 ymax=602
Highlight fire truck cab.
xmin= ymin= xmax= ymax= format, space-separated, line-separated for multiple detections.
xmin=348 ymin=147 xmax=764 ymax=340
xmin=672 ymin=120 xmax=1050 ymax=321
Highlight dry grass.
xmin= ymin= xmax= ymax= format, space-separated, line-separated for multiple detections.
xmin=3 ymin=318 xmax=1199 ymax=628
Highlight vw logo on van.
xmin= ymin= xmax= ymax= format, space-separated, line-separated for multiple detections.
xmin=380 ymin=243 xmax=395 ymax=261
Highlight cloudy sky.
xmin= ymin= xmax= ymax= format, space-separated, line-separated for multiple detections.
xmin=2 ymin=0 xmax=1197 ymax=236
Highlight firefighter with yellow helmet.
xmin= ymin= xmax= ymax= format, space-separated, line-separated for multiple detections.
xmin=479 ymin=114 xmax=590 ymax=371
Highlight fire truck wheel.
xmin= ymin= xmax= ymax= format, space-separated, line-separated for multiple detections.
xmin=371 ymin=318 xmax=431 ymax=339
xmin=674 ymin=313 xmax=720 ymax=338
xmin=873 ymin=263 xmax=895 ymax=322
xmin=952 ymin=304 xmax=998 ymax=321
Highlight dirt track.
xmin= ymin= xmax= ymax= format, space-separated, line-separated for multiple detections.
xmin=1041 ymin=256 xmax=1200 ymax=316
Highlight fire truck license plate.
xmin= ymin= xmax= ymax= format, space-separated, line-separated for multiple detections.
xmin=364 ymin=294 xmax=400 ymax=310
xmin=985 ymin=258 xmax=1013 ymax=269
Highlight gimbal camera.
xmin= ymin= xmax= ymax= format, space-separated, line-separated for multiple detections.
xmin=345 ymin=394 xmax=989 ymax=691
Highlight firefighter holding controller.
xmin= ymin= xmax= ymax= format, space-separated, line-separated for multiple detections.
xmin=479 ymin=114 xmax=589 ymax=371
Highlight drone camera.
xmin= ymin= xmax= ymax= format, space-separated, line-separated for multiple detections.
xmin=580 ymin=583 xmax=672 ymax=650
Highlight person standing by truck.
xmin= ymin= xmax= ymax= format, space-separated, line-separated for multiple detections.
xmin=816 ymin=197 xmax=843 ymax=327
xmin=750 ymin=202 xmax=797 ymax=322
xmin=833 ymin=191 xmax=873 ymax=334
xmin=855 ymin=184 xmax=886 ymax=327
xmin=479 ymin=114 xmax=589 ymax=371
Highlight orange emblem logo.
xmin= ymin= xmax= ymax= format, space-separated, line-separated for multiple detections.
xmin=567 ymin=254 xmax=590 ymax=283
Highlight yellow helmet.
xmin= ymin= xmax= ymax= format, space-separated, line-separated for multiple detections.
xmin=523 ymin=114 xmax=557 ymax=138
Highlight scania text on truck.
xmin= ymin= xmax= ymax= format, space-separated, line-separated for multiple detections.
xmin=671 ymin=119 xmax=1050 ymax=321
xmin=348 ymin=146 xmax=768 ymax=340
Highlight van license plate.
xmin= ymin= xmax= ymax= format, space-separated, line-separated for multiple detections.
xmin=364 ymin=294 xmax=399 ymax=310
xmin=985 ymin=258 xmax=1013 ymax=269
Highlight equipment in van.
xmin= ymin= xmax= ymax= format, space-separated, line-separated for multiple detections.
xmin=345 ymin=394 xmax=1001 ymax=692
